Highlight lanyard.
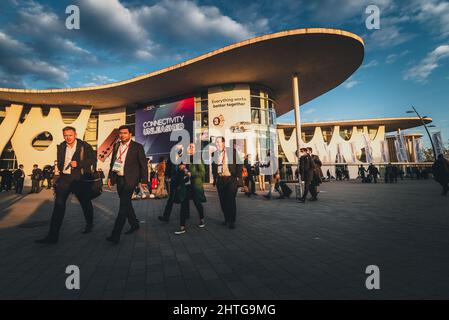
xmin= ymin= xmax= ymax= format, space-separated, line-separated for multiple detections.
xmin=220 ymin=150 xmax=226 ymax=165
xmin=117 ymin=143 xmax=130 ymax=161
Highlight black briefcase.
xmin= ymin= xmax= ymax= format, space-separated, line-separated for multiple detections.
xmin=81 ymin=171 xmax=103 ymax=200
xmin=79 ymin=144 xmax=103 ymax=200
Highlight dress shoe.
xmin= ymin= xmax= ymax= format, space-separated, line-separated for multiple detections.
xmin=229 ymin=222 xmax=235 ymax=229
xmin=106 ymin=236 xmax=119 ymax=244
xmin=158 ymin=216 xmax=169 ymax=222
xmin=298 ymin=198 xmax=306 ymax=203
xmin=82 ymin=224 xmax=93 ymax=234
xmin=35 ymin=237 xmax=57 ymax=244
xmin=124 ymin=225 xmax=140 ymax=235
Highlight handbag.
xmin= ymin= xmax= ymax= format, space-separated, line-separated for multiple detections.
xmin=80 ymin=144 xmax=103 ymax=200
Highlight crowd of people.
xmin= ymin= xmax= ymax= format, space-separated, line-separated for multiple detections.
xmin=1 ymin=124 xmax=446 ymax=245
xmin=0 ymin=164 xmax=50 ymax=194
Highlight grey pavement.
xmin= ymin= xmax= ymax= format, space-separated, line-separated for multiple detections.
xmin=0 ymin=179 xmax=448 ymax=300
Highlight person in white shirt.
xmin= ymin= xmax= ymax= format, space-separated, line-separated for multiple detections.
xmin=211 ymin=136 xmax=243 ymax=229
xmin=106 ymin=125 xmax=148 ymax=244
xmin=36 ymin=126 xmax=96 ymax=244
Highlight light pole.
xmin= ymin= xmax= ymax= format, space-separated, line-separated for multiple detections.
xmin=292 ymin=73 xmax=303 ymax=198
xmin=406 ymin=106 xmax=437 ymax=161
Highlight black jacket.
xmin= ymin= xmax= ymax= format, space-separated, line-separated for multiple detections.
xmin=13 ymin=169 xmax=25 ymax=180
xmin=433 ymin=157 xmax=449 ymax=184
xmin=299 ymin=154 xmax=315 ymax=180
xmin=108 ymin=140 xmax=148 ymax=187
xmin=56 ymin=139 xmax=96 ymax=180
xmin=31 ymin=168 xmax=43 ymax=180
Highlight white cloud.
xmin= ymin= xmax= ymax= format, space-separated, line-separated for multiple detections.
xmin=361 ymin=60 xmax=379 ymax=68
xmin=344 ymin=80 xmax=360 ymax=89
xmin=0 ymin=30 xmax=29 ymax=54
xmin=73 ymin=0 xmax=260 ymax=60
xmin=134 ymin=0 xmax=256 ymax=45
xmin=81 ymin=74 xmax=117 ymax=87
xmin=13 ymin=1 xmax=97 ymax=63
xmin=386 ymin=50 xmax=410 ymax=64
xmin=304 ymin=108 xmax=316 ymax=114
xmin=365 ymin=24 xmax=414 ymax=49
xmin=0 ymin=30 xmax=68 ymax=87
xmin=411 ymin=0 xmax=449 ymax=38
xmin=404 ymin=45 xmax=449 ymax=82
xmin=2 ymin=0 xmax=263 ymax=86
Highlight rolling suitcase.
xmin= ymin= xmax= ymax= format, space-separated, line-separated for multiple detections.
xmin=280 ymin=181 xmax=292 ymax=198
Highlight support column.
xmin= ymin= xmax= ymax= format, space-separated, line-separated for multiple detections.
xmin=292 ymin=73 xmax=303 ymax=198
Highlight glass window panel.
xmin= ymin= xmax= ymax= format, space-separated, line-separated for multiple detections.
xmin=201 ymin=112 xmax=209 ymax=128
xmin=251 ymin=109 xmax=261 ymax=124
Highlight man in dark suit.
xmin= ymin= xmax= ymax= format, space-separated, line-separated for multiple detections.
xmin=212 ymin=137 xmax=243 ymax=229
xmin=29 ymin=164 xmax=42 ymax=193
xmin=298 ymin=147 xmax=315 ymax=203
xmin=35 ymin=126 xmax=96 ymax=244
xmin=13 ymin=164 xmax=25 ymax=194
xmin=308 ymin=147 xmax=322 ymax=201
xmin=42 ymin=164 xmax=54 ymax=189
xmin=107 ymin=125 xmax=148 ymax=244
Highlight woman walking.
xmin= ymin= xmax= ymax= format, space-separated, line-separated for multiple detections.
xmin=174 ymin=146 xmax=207 ymax=234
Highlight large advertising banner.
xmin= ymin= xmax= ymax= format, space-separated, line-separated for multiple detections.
xmin=380 ymin=140 xmax=390 ymax=163
xmin=414 ymin=138 xmax=424 ymax=162
xmin=396 ymin=133 xmax=409 ymax=162
xmin=208 ymin=84 xmax=251 ymax=142
xmin=349 ymin=141 xmax=358 ymax=163
xmin=362 ymin=133 xmax=373 ymax=163
xmin=432 ymin=131 xmax=445 ymax=156
xmin=135 ymin=97 xmax=194 ymax=160
xmin=97 ymin=109 xmax=126 ymax=181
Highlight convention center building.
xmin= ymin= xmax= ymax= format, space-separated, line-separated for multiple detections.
xmin=0 ymin=28 xmax=432 ymax=184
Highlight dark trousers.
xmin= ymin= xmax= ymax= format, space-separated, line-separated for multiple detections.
xmin=246 ymin=175 xmax=256 ymax=194
xmin=310 ymin=182 xmax=319 ymax=199
xmin=15 ymin=178 xmax=24 ymax=194
xmin=110 ymin=176 xmax=139 ymax=240
xmin=45 ymin=178 xmax=52 ymax=189
xmin=162 ymin=181 xmax=177 ymax=219
xmin=180 ymin=186 xmax=204 ymax=227
xmin=301 ymin=175 xmax=313 ymax=200
xmin=3 ymin=180 xmax=12 ymax=191
xmin=441 ymin=182 xmax=448 ymax=195
xmin=216 ymin=176 xmax=238 ymax=223
xmin=48 ymin=175 xmax=93 ymax=240
xmin=31 ymin=179 xmax=40 ymax=193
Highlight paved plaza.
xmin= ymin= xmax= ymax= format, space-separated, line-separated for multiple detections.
xmin=0 ymin=179 xmax=448 ymax=300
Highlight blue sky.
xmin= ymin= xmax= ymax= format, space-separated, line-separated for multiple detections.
xmin=0 ymin=0 xmax=448 ymax=147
